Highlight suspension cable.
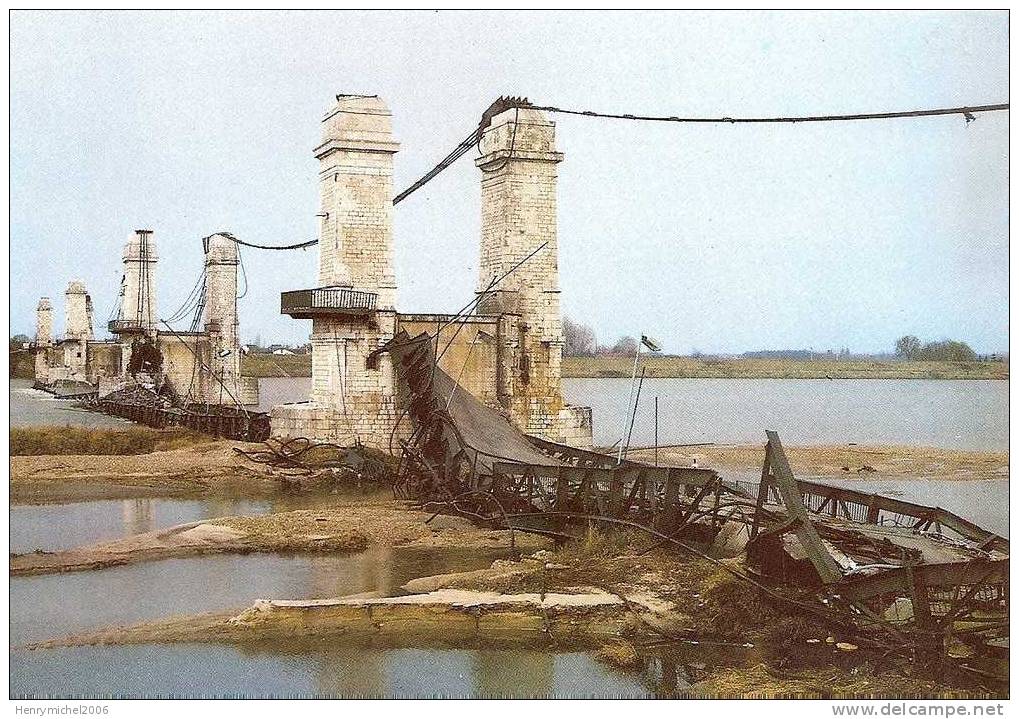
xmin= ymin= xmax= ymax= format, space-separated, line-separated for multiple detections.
xmin=392 ymin=126 xmax=483 ymax=205
xmin=201 ymin=99 xmax=1008 ymax=249
xmin=530 ymin=102 xmax=1009 ymax=124
xmin=207 ymin=231 xmax=319 ymax=251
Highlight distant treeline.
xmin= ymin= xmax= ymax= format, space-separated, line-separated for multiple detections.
xmin=9 ymin=333 xmax=33 ymax=378
xmin=893 ymin=335 xmax=1002 ymax=363
xmin=561 ymin=319 xmax=1005 ymax=363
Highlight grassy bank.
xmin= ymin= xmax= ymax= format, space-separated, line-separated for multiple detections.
xmin=241 ymin=353 xmax=311 ymax=378
xmin=562 ymin=356 xmax=1009 ymax=380
xmin=10 ymin=351 xmax=34 ymax=379
xmin=10 ymin=427 xmax=210 ymax=456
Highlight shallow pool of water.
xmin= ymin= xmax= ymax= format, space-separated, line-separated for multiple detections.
xmin=10 ymin=635 xmax=766 ymax=699
xmin=10 ymin=546 xmax=514 ymax=646
xmin=9 ymin=494 xmax=348 ymax=554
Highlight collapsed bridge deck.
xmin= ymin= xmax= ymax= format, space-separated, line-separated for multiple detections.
xmin=383 ymin=329 xmax=1008 ymax=663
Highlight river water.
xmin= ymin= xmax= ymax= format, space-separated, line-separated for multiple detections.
xmin=12 ymin=645 xmax=660 ymax=698
xmin=13 ymin=377 xmax=1008 ymax=452
xmin=9 ymin=379 xmax=128 ymax=428
xmin=567 ymin=377 xmax=1008 ymax=451
xmin=248 ymin=376 xmax=1008 ymax=451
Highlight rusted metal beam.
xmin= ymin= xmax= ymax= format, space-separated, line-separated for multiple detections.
xmin=765 ymin=431 xmax=843 ymax=585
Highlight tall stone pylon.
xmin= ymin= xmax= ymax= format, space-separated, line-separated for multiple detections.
xmin=111 ymin=229 xmax=158 ymax=378
xmin=64 ymin=280 xmax=93 ymax=341
xmin=202 ymin=233 xmax=242 ymax=403
xmin=63 ymin=280 xmax=93 ymax=377
xmin=119 ymin=229 xmax=158 ymax=335
xmin=315 ymin=95 xmax=400 ymax=309
xmin=475 ymin=106 xmax=574 ymax=438
xmin=311 ymin=94 xmax=400 ymax=411
xmin=34 ymin=297 xmax=53 ymax=382
xmin=273 ymin=94 xmax=403 ymax=448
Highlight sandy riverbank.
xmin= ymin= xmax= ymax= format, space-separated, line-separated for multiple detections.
xmin=627 ymin=444 xmax=1009 ymax=481
xmin=10 ymin=440 xmax=296 ymax=503
xmin=11 ymin=440 xmax=1007 ymax=508
xmin=10 ymin=500 xmax=546 ymax=576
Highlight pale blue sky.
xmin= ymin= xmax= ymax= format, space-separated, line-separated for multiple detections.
xmin=9 ymin=10 xmax=1009 ymax=354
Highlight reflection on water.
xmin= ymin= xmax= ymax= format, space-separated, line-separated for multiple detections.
xmin=9 ymin=494 xmax=346 ymax=554
xmin=10 ymin=546 xmax=513 ymax=646
xmin=10 ymin=636 xmax=767 ymax=698
xmin=10 ymin=644 xmax=655 ymax=699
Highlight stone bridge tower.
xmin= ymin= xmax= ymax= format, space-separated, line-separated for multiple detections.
xmin=119 ymin=230 xmax=158 ymax=335
xmin=63 ymin=280 xmax=93 ymax=378
xmin=33 ymin=297 xmax=53 ymax=382
xmin=111 ymin=229 xmax=158 ymax=375
xmin=475 ymin=105 xmax=591 ymax=445
xmin=272 ymin=94 xmax=403 ymax=448
xmin=202 ymin=233 xmax=242 ymax=403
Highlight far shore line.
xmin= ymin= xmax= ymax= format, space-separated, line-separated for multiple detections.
xmin=236 ymin=354 xmax=1008 ymax=381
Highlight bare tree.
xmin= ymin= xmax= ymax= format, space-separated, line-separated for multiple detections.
xmin=895 ymin=335 xmax=921 ymax=360
xmin=612 ymin=336 xmax=639 ymax=355
xmin=562 ymin=316 xmax=597 ymax=356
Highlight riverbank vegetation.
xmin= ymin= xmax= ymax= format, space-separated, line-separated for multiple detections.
xmin=9 ymin=334 xmax=33 ymax=378
xmin=558 ymin=319 xmax=1006 ymax=379
xmin=11 ymin=331 xmax=1006 ymax=381
xmin=10 ymin=426 xmax=210 ymax=456
xmin=561 ymin=355 xmax=1008 ymax=380
xmin=238 ymin=351 xmax=1007 ymax=380
xmin=241 ymin=353 xmax=311 ymax=377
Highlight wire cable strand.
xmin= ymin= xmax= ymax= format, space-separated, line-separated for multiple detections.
xmin=529 ymin=102 xmax=1009 ymax=124
xmin=202 ymin=100 xmax=1009 ymax=245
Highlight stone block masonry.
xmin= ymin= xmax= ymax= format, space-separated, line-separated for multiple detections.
xmin=34 ymin=298 xmax=53 ymax=383
xmin=474 ymin=106 xmax=591 ymax=448
xmin=272 ymin=95 xmax=406 ymax=449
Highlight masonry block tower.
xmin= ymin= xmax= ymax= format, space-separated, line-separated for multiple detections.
xmin=33 ymin=297 xmax=53 ymax=382
xmin=272 ymin=94 xmax=403 ymax=448
xmin=120 ymin=230 xmax=158 ymax=334
xmin=202 ymin=233 xmax=242 ymax=403
xmin=475 ymin=106 xmax=592 ymax=446
xmin=62 ymin=280 xmax=94 ymax=377
xmin=110 ymin=230 xmax=158 ymax=374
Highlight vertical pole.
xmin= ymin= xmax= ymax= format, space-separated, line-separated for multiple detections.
xmin=622 ymin=368 xmax=646 ymax=462
xmin=617 ymin=343 xmax=641 ymax=464
xmin=654 ymin=396 xmax=659 ymax=468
